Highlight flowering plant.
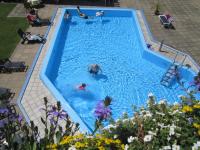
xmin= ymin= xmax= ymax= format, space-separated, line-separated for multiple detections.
xmin=93 ymin=96 xmax=112 ymax=134
xmin=101 ymin=93 xmax=200 ymax=149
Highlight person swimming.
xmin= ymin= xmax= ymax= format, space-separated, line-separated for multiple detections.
xmin=64 ymin=10 xmax=70 ymax=19
xmin=88 ymin=64 xmax=102 ymax=75
xmin=96 ymin=10 xmax=104 ymax=17
xmin=77 ymin=6 xmax=88 ymax=19
xmin=77 ymin=83 xmax=86 ymax=90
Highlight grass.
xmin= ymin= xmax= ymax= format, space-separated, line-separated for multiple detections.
xmin=0 ymin=4 xmax=29 ymax=59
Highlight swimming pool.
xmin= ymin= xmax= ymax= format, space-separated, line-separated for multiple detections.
xmin=41 ymin=8 xmax=196 ymax=132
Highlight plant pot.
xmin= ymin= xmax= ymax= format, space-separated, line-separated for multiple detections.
xmin=154 ymin=10 xmax=160 ymax=15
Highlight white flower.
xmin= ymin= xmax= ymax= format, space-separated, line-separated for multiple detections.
xmin=68 ymin=146 xmax=76 ymax=150
xmin=169 ymin=124 xmax=176 ymax=136
xmin=156 ymin=112 xmax=165 ymax=116
xmin=162 ymin=146 xmax=171 ymax=150
xmin=172 ymin=144 xmax=180 ymax=150
xmin=153 ymin=119 xmax=156 ymax=122
xmin=3 ymin=140 xmax=8 ymax=146
xmin=169 ymin=126 xmax=175 ymax=136
xmin=158 ymin=123 xmax=169 ymax=128
xmin=122 ymin=118 xmax=130 ymax=123
xmin=114 ymin=135 xmax=118 ymax=139
xmin=197 ymin=141 xmax=200 ymax=146
xmin=125 ymin=144 xmax=129 ymax=150
xmin=148 ymin=131 xmax=156 ymax=136
xmin=159 ymin=99 xmax=167 ymax=105
xmin=144 ymin=135 xmax=152 ymax=142
xmin=148 ymin=92 xmax=154 ymax=97
xmin=172 ymin=110 xmax=179 ymax=115
xmin=192 ymin=141 xmax=200 ymax=150
xmin=143 ymin=111 xmax=152 ymax=118
xmin=167 ymin=136 xmax=170 ymax=141
xmin=86 ymin=135 xmax=93 ymax=138
xmin=103 ymin=124 xmax=116 ymax=131
xmin=127 ymin=136 xmax=138 ymax=143
xmin=106 ymin=124 xmax=116 ymax=129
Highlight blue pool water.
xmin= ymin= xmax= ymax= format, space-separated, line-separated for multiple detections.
xmin=42 ymin=8 xmax=196 ymax=131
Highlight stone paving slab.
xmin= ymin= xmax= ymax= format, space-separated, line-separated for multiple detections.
xmin=120 ymin=0 xmax=200 ymax=65
xmin=136 ymin=10 xmax=199 ymax=72
xmin=8 ymin=3 xmax=27 ymax=17
xmin=20 ymin=8 xmax=66 ymax=136
xmin=0 ymin=4 xmax=56 ymax=120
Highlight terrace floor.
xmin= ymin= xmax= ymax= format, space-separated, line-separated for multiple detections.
xmin=120 ymin=0 xmax=200 ymax=64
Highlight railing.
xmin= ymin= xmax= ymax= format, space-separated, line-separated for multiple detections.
xmin=139 ymin=9 xmax=200 ymax=72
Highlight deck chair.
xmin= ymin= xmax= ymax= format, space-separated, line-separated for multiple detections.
xmin=159 ymin=15 xmax=174 ymax=28
xmin=0 ymin=59 xmax=28 ymax=73
xmin=17 ymin=28 xmax=46 ymax=44
xmin=26 ymin=14 xmax=51 ymax=27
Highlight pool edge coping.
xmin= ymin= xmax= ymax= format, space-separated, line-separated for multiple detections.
xmin=17 ymin=7 xmax=58 ymax=125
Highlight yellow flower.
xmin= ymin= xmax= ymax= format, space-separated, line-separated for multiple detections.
xmin=115 ymin=139 xmax=121 ymax=144
xmin=193 ymin=104 xmax=200 ymax=109
xmin=193 ymin=123 xmax=200 ymax=129
xmin=75 ymin=142 xmax=86 ymax=148
xmin=46 ymin=144 xmax=57 ymax=149
xmin=59 ymin=136 xmax=73 ymax=145
xmin=105 ymin=138 xmax=112 ymax=144
xmin=98 ymin=146 xmax=105 ymax=150
xmin=121 ymin=144 xmax=125 ymax=149
xmin=182 ymin=105 xmax=193 ymax=113
xmin=74 ymin=134 xmax=84 ymax=139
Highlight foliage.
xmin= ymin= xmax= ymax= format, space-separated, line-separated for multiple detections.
xmin=93 ymin=96 xmax=112 ymax=135
xmin=154 ymin=0 xmax=161 ymax=15
xmin=0 ymin=4 xmax=28 ymax=59
xmin=101 ymin=92 xmax=200 ymax=149
xmin=1 ymin=97 xmax=79 ymax=149
xmin=47 ymin=133 xmax=124 ymax=150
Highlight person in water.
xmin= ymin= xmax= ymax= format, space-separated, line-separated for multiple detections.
xmin=77 ymin=6 xmax=88 ymax=19
xmin=77 ymin=83 xmax=86 ymax=90
xmin=96 ymin=10 xmax=104 ymax=17
xmin=88 ymin=64 xmax=102 ymax=75
xmin=64 ymin=10 xmax=70 ymax=19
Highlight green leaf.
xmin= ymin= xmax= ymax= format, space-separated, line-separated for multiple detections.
xmin=56 ymin=131 xmax=62 ymax=143
xmin=32 ymin=142 xmax=37 ymax=150
xmin=41 ymin=117 xmax=46 ymax=125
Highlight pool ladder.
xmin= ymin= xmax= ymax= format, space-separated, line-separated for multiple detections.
xmin=160 ymin=53 xmax=187 ymax=87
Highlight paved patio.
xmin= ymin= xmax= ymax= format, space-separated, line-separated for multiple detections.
xmin=120 ymin=0 xmax=200 ymax=64
xmin=0 ymin=4 xmax=56 ymax=112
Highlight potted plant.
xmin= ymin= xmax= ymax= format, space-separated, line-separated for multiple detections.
xmin=154 ymin=0 xmax=160 ymax=15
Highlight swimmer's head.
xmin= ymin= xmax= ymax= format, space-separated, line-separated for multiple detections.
xmin=82 ymin=83 xmax=86 ymax=87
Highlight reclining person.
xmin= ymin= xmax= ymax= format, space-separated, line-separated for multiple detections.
xmin=17 ymin=28 xmax=46 ymax=44
xmin=26 ymin=9 xmax=51 ymax=26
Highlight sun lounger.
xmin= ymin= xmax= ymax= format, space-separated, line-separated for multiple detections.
xmin=159 ymin=15 xmax=174 ymax=28
xmin=26 ymin=14 xmax=51 ymax=27
xmin=0 ymin=59 xmax=28 ymax=73
xmin=17 ymin=28 xmax=46 ymax=44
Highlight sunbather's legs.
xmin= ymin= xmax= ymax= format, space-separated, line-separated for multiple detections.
xmin=29 ymin=35 xmax=43 ymax=41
